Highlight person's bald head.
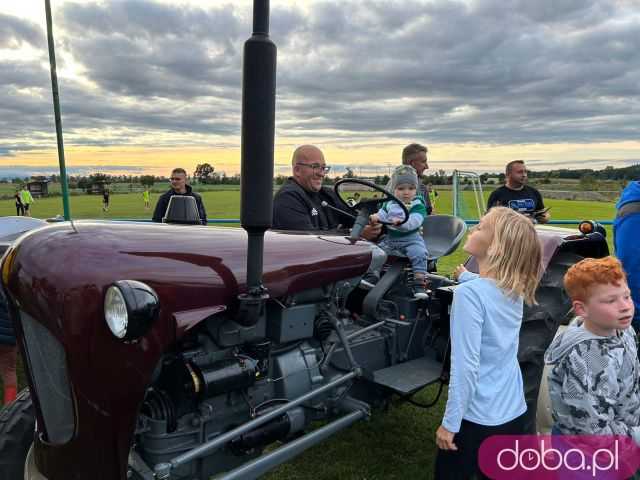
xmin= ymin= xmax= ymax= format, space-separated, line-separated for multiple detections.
xmin=292 ymin=145 xmax=324 ymax=166
xmin=291 ymin=145 xmax=327 ymax=192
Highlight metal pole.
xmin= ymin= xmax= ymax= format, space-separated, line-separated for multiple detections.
xmin=219 ymin=410 xmax=366 ymax=480
xmin=240 ymin=0 xmax=276 ymax=293
xmin=154 ymin=370 xmax=357 ymax=478
xmin=452 ymin=170 xmax=458 ymax=217
xmin=45 ymin=0 xmax=71 ymax=220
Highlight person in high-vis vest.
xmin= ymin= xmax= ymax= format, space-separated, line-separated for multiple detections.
xmin=20 ymin=185 xmax=34 ymax=217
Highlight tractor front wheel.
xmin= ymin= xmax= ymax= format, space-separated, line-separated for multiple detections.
xmin=0 ymin=388 xmax=35 ymax=480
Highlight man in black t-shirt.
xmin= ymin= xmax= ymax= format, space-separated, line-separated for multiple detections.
xmin=272 ymin=145 xmax=381 ymax=239
xmin=487 ymin=160 xmax=550 ymax=223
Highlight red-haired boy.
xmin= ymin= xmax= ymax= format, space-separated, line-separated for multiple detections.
xmin=544 ymin=256 xmax=640 ymax=443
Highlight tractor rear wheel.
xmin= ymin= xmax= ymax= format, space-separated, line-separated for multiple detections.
xmin=0 ymin=388 xmax=35 ymax=480
xmin=518 ymin=252 xmax=582 ymax=434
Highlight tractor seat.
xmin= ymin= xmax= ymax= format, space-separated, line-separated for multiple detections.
xmin=163 ymin=196 xmax=202 ymax=225
xmin=422 ymin=215 xmax=467 ymax=261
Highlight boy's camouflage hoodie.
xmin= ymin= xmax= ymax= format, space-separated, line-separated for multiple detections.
xmin=544 ymin=317 xmax=640 ymax=445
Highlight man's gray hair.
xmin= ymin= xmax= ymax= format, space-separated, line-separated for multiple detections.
xmin=402 ymin=143 xmax=428 ymax=164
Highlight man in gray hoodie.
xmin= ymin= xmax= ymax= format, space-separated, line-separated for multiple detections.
xmin=544 ymin=256 xmax=640 ymax=444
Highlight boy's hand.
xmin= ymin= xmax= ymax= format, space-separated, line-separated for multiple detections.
xmin=391 ymin=218 xmax=403 ymax=225
xmin=453 ymin=264 xmax=467 ymax=281
xmin=369 ymin=213 xmax=380 ymax=224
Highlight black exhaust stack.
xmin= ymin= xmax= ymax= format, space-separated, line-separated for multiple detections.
xmin=238 ymin=0 xmax=276 ymax=325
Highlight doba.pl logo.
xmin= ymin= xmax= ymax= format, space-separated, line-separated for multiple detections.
xmin=479 ymin=435 xmax=640 ymax=479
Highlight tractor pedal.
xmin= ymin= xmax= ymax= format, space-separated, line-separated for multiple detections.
xmin=371 ymin=356 xmax=443 ymax=395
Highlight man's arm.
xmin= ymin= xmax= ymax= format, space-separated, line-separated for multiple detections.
xmin=152 ymin=194 xmax=168 ymax=222
xmin=486 ymin=189 xmax=499 ymax=210
xmin=534 ymin=188 xmax=550 ymax=223
xmin=272 ymin=191 xmax=316 ymax=230
xmin=195 ymin=194 xmax=207 ymax=225
xmin=422 ymin=185 xmax=433 ymax=215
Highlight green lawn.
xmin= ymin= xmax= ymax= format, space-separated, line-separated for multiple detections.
xmin=0 ymin=189 xmax=618 ymax=479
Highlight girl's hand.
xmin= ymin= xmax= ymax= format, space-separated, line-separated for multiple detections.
xmin=436 ymin=425 xmax=458 ymax=451
xmin=369 ymin=214 xmax=380 ymax=224
xmin=453 ymin=264 xmax=467 ymax=280
xmin=392 ymin=218 xmax=403 ymax=225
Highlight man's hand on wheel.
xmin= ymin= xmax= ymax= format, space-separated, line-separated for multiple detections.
xmin=360 ymin=223 xmax=382 ymax=241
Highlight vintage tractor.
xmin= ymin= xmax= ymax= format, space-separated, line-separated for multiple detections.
xmin=0 ymin=187 xmax=609 ymax=480
xmin=0 ymin=2 xmax=609 ymax=479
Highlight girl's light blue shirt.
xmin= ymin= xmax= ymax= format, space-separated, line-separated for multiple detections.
xmin=442 ymin=271 xmax=527 ymax=433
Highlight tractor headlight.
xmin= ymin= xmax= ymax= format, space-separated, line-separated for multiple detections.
xmin=104 ymin=281 xmax=159 ymax=341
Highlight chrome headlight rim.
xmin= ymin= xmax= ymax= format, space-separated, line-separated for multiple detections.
xmin=104 ymin=285 xmax=128 ymax=339
xmin=104 ymin=280 xmax=160 ymax=341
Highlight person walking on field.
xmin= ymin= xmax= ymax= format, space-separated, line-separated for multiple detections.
xmin=14 ymin=190 xmax=24 ymax=216
xmin=102 ymin=188 xmax=110 ymax=212
xmin=143 ymin=189 xmax=151 ymax=210
xmin=20 ymin=185 xmax=34 ymax=217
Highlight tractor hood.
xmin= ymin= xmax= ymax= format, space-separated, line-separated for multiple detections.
xmin=2 ymin=221 xmax=374 ymax=337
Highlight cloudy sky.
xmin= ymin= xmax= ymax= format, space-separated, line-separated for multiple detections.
xmin=1 ymin=0 xmax=639 ymax=177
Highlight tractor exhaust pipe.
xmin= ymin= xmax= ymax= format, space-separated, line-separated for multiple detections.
xmin=238 ymin=0 xmax=277 ymax=325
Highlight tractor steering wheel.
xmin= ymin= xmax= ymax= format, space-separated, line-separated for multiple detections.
xmin=334 ymin=178 xmax=409 ymax=241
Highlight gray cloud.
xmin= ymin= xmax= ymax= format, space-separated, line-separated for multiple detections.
xmin=0 ymin=13 xmax=44 ymax=48
xmin=1 ymin=0 xmax=639 ymax=163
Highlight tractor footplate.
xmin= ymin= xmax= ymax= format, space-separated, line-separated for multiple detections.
xmin=371 ymin=356 xmax=443 ymax=395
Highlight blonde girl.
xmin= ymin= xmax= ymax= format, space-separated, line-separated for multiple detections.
xmin=434 ymin=207 xmax=542 ymax=479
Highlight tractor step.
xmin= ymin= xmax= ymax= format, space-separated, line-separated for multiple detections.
xmin=371 ymin=356 xmax=443 ymax=395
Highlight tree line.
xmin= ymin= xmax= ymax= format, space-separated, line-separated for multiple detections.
xmin=2 ymin=162 xmax=638 ymax=189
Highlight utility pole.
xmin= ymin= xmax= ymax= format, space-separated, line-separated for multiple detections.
xmin=45 ymin=0 xmax=71 ymax=220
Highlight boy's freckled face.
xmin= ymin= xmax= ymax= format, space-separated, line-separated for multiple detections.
xmin=577 ymin=282 xmax=635 ymax=333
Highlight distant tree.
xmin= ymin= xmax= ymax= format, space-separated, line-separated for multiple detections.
xmin=194 ymin=163 xmax=215 ymax=183
xmin=89 ymin=173 xmax=109 ymax=183
xmin=579 ymin=173 xmax=597 ymax=191
xmin=77 ymin=177 xmax=90 ymax=191
xmin=140 ymin=175 xmax=155 ymax=188
xmin=344 ymin=168 xmax=355 ymax=178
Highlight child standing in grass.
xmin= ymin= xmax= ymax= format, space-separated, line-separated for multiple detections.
xmin=544 ymin=257 xmax=639 ymax=442
xmin=435 ymin=206 xmax=542 ymax=479
xmin=143 ymin=189 xmax=150 ymax=210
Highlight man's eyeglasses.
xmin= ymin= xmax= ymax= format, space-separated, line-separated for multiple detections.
xmin=296 ymin=163 xmax=331 ymax=174
xmin=170 ymin=177 xmax=185 ymax=181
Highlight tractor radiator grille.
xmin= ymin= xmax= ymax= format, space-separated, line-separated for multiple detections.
xmin=20 ymin=310 xmax=75 ymax=444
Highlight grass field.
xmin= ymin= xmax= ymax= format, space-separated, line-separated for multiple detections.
xmin=0 ymin=188 xmax=618 ymax=479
